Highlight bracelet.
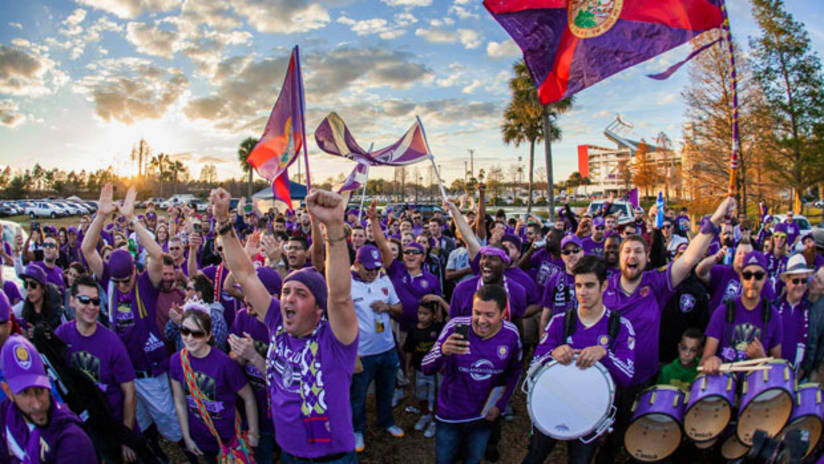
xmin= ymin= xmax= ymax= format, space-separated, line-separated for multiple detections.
xmin=218 ymin=221 xmax=234 ymax=236
xmin=325 ymin=233 xmax=347 ymax=244
xmin=700 ymin=220 xmax=720 ymax=236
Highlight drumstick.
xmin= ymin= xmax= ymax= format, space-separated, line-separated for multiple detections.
xmin=697 ymin=365 xmax=771 ymax=373
xmin=730 ymin=357 xmax=773 ymax=367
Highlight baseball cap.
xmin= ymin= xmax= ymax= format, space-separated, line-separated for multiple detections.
xmin=356 ymin=244 xmax=383 ymax=270
xmin=1 ymin=335 xmax=50 ymax=394
xmin=404 ymin=242 xmax=425 ymax=254
xmin=782 ymin=253 xmax=813 ymax=276
xmin=109 ymin=249 xmax=135 ymax=280
xmin=741 ymin=251 xmax=768 ymax=272
xmin=593 ymin=217 xmax=605 ymax=228
xmin=561 ymin=235 xmax=583 ymax=250
xmin=773 ymin=223 xmax=788 ymax=235
xmin=501 ymin=234 xmax=522 ymax=250
xmin=19 ymin=264 xmax=47 ymax=287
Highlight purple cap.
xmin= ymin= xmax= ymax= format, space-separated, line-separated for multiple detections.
xmin=356 ymin=244 xmax=383 ymax=270
xmin=593 ymin=217 xmax=605 ymax=227
xmin=741 ymin=250 xmax=768 ymax=272
xmin=404 ymin=242 xmax=425 ymax=253
xmin=501 ymin=234 xmax=522 ymax=250
xmin=257 ymin=267 xmax=283 ymax=295
xmin=109 ymin=249 xmax=135 ymax=280
xmin=479 ymin=245 xmax=511 ymax=264
xmin=284 ymin=268 xmax=327 ymax=312
xmin=802 ymin=233 xmax=814 ymax=243
xmin=561 ymin=235 xmax=583 ymax=250
xmin=19 ymin=264 xmax=47 ymax=287
xmin=67 ymin=226 xmax=78 ymax=235
xmin=0 ymin=291 xmax=10 ymax=323
xmin=773 ymin=222 xmax=788 ymax=234
xmin=146 ymin=212 xmax=157 ymax=219
xmin=1 ymin=335 xmax=50 ymax=394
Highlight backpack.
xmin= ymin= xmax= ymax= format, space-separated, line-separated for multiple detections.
xmin=563 ymin=308 xmax=621 ymax=351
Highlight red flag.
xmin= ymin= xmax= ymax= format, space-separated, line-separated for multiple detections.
xmin=247 ymin=46 xmax=307 ymax=210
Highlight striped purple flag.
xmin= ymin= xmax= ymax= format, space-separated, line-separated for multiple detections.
xmin=315 ymin=113 xmax=431 ymax=166
xmin=338 ymin=161 xmax=370 ymax=193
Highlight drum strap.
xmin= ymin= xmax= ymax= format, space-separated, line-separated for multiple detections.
xmin=725 ymin=298 xmax=772 ymax=357
xmin=563 ymin=309 xmax=621 ymax=351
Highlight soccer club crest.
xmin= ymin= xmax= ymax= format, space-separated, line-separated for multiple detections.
xmin=679 ymin=294 xmax=696 ymax=313
xmin=382 ymin=287 xmax=389 ymax=296
xmin=569 ymin=0 xmax=624 ymax=39
xmin=639 ymin=286 xmax=650 ymax=297
xmin=497 ymin=345 xmax=509 ymax=360
xmin=599 ymin=335 xmax=609 ymax=347
xmin=14 ymin=344 xmax=31 ymax=370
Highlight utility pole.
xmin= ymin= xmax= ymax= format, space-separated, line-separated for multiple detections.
xmin=468 ymin=149 xmax=475 ymax=179
xmin=464 ymin=161 xmax=468 ymax=183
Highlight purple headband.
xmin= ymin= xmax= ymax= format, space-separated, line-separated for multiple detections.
xmin=479 ymin=246 xmax=510 ymax=264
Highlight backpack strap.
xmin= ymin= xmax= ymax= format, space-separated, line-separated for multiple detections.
xmin=607 ymin=310 xmax=621 ymax=351
xmin=761 ymin=298 xmax=772 ymax=324
xmin=725 ymin=299 xmax=736 ymax=348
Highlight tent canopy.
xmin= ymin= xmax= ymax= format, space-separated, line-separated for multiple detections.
xmin=252 ymin=181 xmax=308 ymax=201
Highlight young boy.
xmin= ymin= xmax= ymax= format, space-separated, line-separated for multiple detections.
xmin=402 ymin=299 xmax=444 ymax=438
xmin=657 ymin=328 xmax=703 ymax=391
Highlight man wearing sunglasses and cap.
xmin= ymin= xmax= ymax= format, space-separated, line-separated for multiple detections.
xmin=82 ymin=183 xmax=184 ymax=457
xmin=701 ymin=250 xmax=783 ymax=374
xmin=0 ymin=334 xmax=98 ymax=462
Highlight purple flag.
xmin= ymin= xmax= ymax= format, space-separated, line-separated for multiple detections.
xmin=622 ymin=188 xmax=639 ymax=209
xmin=315 ymin=113 xmax=431 ymax=166
xmin=338 ymin=161 xmax=370 ymax=193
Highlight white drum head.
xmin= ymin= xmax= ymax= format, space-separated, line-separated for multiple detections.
xmin=527 ymin=361 xmax=614 ymax=440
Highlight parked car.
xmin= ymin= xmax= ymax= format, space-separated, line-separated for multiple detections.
xmin=585 ymin=200 xmax=635 ymax=226
xmin=168 ymin=194 xmax=196 ymax=207
xmin=53 ymin=200 xmax=82 ymax=216
xmin=24 ymin=201 xmax=65 ymax=218
xmin=383 ymin=203 xmax=444 ymax=217
xmin=192 ymin=200 xmax=209 ymax=212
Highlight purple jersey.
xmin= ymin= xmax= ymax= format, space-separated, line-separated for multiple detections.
xmin=32 ymin=261 xmax=65 ymax=294
xmin=541 ymin=271 xmax=576 ymax=316
xmin=785 ymin=221 xmax=800 ymax=245
xmin=55 ymin=321 xmax=136 ymax=422
xmin=504 ymin=266 xmax=540 ymax=308
xmin=707 ymin=265 xmax=776 ymax=313
xmin=421 ymin=317 xmax=522 ymax=422
xmin=534 ymin=309 xmax=636 ymax=386
xmin=705 ymin=297 xmax=782 ymax=362
xmin=449 ymin=275 xmax=526 ymax=320
xmin=775 ymin=298 xmax=809 ymax=370
xmin=528 ymin=248 xmax=563 ymax=287
xmin=229 ymin=307 xmax=273 ymax=433
xmin=3 ymin=281 xmax=22 ymax=306
xmin=581 ymin=237 xmax=605 ymax=257
xmin=169 ymin=348 xmax=249 ymax=453
xmin=264 ymin=299 xmax=358 ymax=458
xmin=386 ymin=260 xmax=442 ymax=331
xmin=603 ymin=264 xmax=674 ymax=385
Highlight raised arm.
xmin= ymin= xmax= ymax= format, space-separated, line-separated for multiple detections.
xmin=475 ymin=184 xmax=487 ymax=242
xmin=670 ymin=197 xmax=735 ymax=288
xmin=119 ymin=187 xmax=163 ymax=287
xmin=443 ymin=199 xmax=481 ymax=259
xmin=82 ymin=183 xmax=118 ymax=278
xmin=209 ymin=188 xmax=272 ymax=323
xmin=367 ymin=200 xmax=393 ymax=269
xmin=695 ymin=250 xmax=724 ymax=285
xmin=305 ymin=190 xmax=358 ymax=345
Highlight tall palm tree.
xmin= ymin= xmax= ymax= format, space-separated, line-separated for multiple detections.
xmin=149 ymin=153 xmax=170 ymax=196
xmin=238 ymin=137 xmax=258 ymax=198
xmin=131 ymin=139 xmax=150 ymax=178
xmin=171 ymin=160 xmax=185 ymax=193
xmin=501 ymin=60 xmax=573 ymax=214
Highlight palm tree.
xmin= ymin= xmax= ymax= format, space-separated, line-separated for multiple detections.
xmin=238 ymin=137 xmax=258 ymax=198
xmin=131 ymin=139 xmax=150 ymax=178
xmin=149 ymin=153 xmax=170 ymax=196
xmin=171 ymin=160 xmax=185 ymax=193
xmin=501 ymin=60 xmax=573 ymax=214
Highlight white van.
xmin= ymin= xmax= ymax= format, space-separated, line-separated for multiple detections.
xmin=168 ymin=194 xmax=196 ymax=207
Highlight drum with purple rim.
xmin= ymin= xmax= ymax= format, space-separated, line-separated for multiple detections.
xmin=778 ymin=383 xmax=824 ymax=458
xmin=737 ymin=359 xmax=795 ymax=445
xmin=624 ymin=385 xmax=685 ymax=462
xmin=684 ymin=373 xmax=737 ymax=441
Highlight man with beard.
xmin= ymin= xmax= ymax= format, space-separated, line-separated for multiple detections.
xmin=696 ymin=241 xmax=775 ymax=318
xmin=283 ymin=236 xmax=311 ymax=271
xmin=801 ymin=233 xmax=823 ymax=271
xmin=595 ymin=196 xmax=735 ymax=463
xmin=15 ymin=235 xmax=65 ymax=295
xmin=62 ymin=227 xmax=84 ymax=268
xmin=157 ymin=255 xmax=186 ymax=344
xmin=581 ymin=217 xmax=606 ymax=256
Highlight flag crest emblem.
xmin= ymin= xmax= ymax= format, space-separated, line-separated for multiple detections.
xmin=569 ymin=0 xmax=623 ymax=38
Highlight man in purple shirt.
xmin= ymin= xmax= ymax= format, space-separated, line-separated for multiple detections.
xmin=774 ymin=254 xmax=813 ymax=375
xmin=596 ymin=196 xmax=735 ymax=463
xmin=784 ymin=211 xmax=801 ymax=248
xmin=701 ymin=251 xmax=783 ymax=372
xmin=581 ymin=217 xmax=606 ymax=256
xmin=525 ymin=255 xmax=635 ymax=464
xmin=540 ymin=235 xmax=585 ymax=332
xmin=218 ymin=188 xmax=360 ymax=463
xmin=81 ymin=184 xmax=184 ymax=457
xmin=422 ymin=284 xmax=522 ymax=464
xmin=15 ymin=235 xmax=65 ymax=295
xmin=0 ymin=335 xmax=98 ymax=463
xmin=696 ymin=241 xmax=775 ymax=313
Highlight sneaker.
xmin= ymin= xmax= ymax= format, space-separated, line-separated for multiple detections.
xmin=414 ymin=413 xmax=431 ymax=431
xmin=386 ymin=425 xmax=405 ymax=438
xmin=404 ymin=405 xmax=421 ymax=414
xmin=424 ymin=420 xmax=436 ymax=438
xmin=504 ymin=403 xmax=515 ymax=422
xmin=392 ymin=388 xmax=405 ymax=407
xmin=354 ymin=432 xmax=365 ymax=452
xmin=396 ymin=369 xmax=410 ymax=387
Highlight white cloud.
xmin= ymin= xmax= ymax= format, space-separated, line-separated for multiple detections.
xmin=394 ymin=12 xmax=417 ymax=26
xmin=337 ymin=16 xmax=356 ymax=26
xmin=415 ymin=27 xmax=456 ymax=44
xmin=231 ymin=0 xmax=330 ymax=34
xmin=449 ymin=5 xmax=477 ymax=19
xmin=657 ymin=93 xmax=677 ymax=105
xmin=126 ymin=21 xmax=180 ymax=59
xmin=11 ymin=39 xmax=30 ymax=48
xmin=0 ymin=44 xmax=63 ymax=97
xmin=381 ymin=0 xmax=432 ymax=6
xmin=486 ymin=39 xmax=519 ymax=59
xmin=462 ymin=79 xmax=481 ymax=94
xmin=76 ymin=0 xmax=182 ymax=19
xmin=64 ymin=9 xmax=88 ymax=26
xmin=8 ymin=23 xmax=23 ymax=30
xmin=457 ymin=29 xmax=480 ymax=49
xmin=0 ymin=99 xmax=26 ymax=127
xmin=337 ymin=16 xmax=408 ymax=40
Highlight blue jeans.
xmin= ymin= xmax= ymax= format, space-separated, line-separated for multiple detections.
xmin=435 ymin=419 xmax=494 ymax=464
xmin=350 ymin=348 xmax=399 ymax=434
xmin=280 ymin=450 xmax=358 ymax=463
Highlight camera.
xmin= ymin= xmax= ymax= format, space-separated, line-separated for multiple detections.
xmin=746 ymin=429 xmax=808 ymax=464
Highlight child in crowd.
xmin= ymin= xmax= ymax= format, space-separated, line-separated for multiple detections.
xmin=402 ymin=299 xmax=444 ymax=438
xmin=657 ymin=328 xmax=703 ymax=391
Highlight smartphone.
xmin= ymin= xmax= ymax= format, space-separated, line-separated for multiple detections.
xmin=193 ymin=222 xmax=202 ymax=233
xmin=534 ymin=239 xmax=547 ymax=248
xmin=31 ymin=222 xmax=40 ymax=231
xmin=455 ymin=323 xmax=470 ymax=340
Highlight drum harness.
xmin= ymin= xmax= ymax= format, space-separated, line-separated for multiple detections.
xmin=724 ymin=298 xmax=772 ymax=362
xmin=563 ymin=308 xmax=621 ymax=351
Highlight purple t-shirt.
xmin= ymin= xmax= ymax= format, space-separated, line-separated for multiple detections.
xmin=534 ymin=309 xmax=636 ymax=386
xmin=386 ymin=260 xmax=442 ymax=331
xmin=55 ymin=321 xmax=136 ymax=422
xmin=775 ymin=298 xmax=808 ymax=369
xmin=541 ymin=271 xmax=576 ymax=316
xmin=528 ymin=249 xmax=563 ymax=287
xmin=2 ymin=281 xmax=22 ymax=306
xmin=602 ymin=264 xmax=674 ymax=385
xmin=581 ymin=237 xmax=605 ymax=257
xmin=705 ymin=298 xmax=782 ymax=362
xmin=169 ymin=348 xmax=249 ymax=453
xmin=449 ymin=275 xmax=526 ymax=320
xmin=98 ymin=265 xmax=168 ymax=375
xmin=33 ymin=261 xmax=65 ymax=294
xmin=421 ymin=316 xmax=522 ymax=422
xmin=263 ymin=299 xmax=358 ymax=458
xmin=229 ymin=307 xmax=272 ymax=433
xmin=505 ymin=267 xmax=540 ymax=308
xmin=785 ymin=221 xmax=800 ymax=245
xmin=707 ymin=265 xmax=776 ymax=313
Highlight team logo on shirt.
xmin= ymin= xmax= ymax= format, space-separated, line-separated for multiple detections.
xmin=679 ymin=294 xmax=696 ymax=313
xmin=639 ymin=286 xmax=650 ymax=297
xmin=466 ymin=358 xmax=496 ymax=381
xmin=382 ymin=287 xmax=389 ymax=296
xmin=421 ymin=280 xmax=428 ymax=288
xmin=723 ymin=281 xmax=741 ymax=303
xmin=13 ymin=344 xmax=31 ymax=369
xmin=71 ymin=351 xmax=102 ymax=384
xmin=599 ymin=336 xmax=609 ymax=347
xmin=497 ymin=345 xmax=509 ymax=359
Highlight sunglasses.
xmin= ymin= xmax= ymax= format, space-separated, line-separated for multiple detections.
xmin=790 ymin=277 xmax=809 ymax=286
xmin=595 ymin=226 xmax=605 ymax=231
xmin=403 ymin=250 xmax=423 ymax=255
xmin=24 ymin=280 xmax=40 ymax=289
xmin=774 ymin=233 xmax=787 ymax=239
xmin=742 ymin=271 xmax=766 ymax=281
xmin=561 ymin=247 xmax=582 ymax=255
xmin=42 ymin=243 xmax=57 ymax=249
xmin=662 ymin=224 xmax=673 ymax=229
xmin=180 ymin=327 xmax=207 ymax=339
xmin=111 ymin=277 xmax=131 ymax=284
xmin=75 ymin=295 xmax=101 ymax=306
xmin=169 ymin=246 xmax=182 ymax=251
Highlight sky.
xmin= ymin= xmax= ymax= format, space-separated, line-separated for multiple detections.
xmin=1 ymin=0 xmax=823 ymax=189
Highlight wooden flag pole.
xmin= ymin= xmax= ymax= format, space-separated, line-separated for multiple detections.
xmin=416 ymin=115 xmax=448 ymax=201
xmin=720 ymin=0 xmax=740 ymax=198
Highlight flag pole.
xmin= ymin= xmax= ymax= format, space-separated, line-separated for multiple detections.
xmin=720 ymin=0 xmax=739 ymax=199
xmin=296 ymin=45 xmax=312 ymax=191
xmin=357 ymin=143 xmax=374 ymax=223
xmin=416 ymin=115 xmax=448 ymax=201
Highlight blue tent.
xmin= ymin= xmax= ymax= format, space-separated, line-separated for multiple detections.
xmin=251 ymin=181 xmax=307 ymax=201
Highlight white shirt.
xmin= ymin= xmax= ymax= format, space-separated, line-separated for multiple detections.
xmin=350 ymin=273 xmax=400 ymax=356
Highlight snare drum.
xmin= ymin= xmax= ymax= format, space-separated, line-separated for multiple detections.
xmin=522 ymin=359 xmax=616 ymax=442
xmin=778 ymin=383 xmax=824 ymax=458
xmin=737 ymin=359 xmax=795 ymax=445
xmin=720 ymin=423 xmax=750 ymax=460
xmin=684 ymin=373 xmax=737 ymax=441
xmin=624 ymin=385 xmax=685 ymax=462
